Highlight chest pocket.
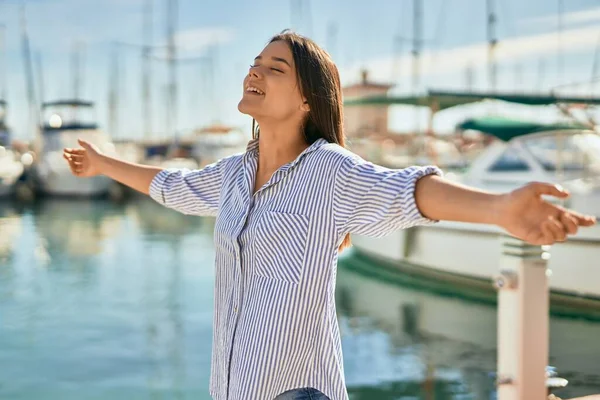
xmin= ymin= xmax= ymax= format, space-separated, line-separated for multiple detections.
xmin=254 ymin=211 xmax=309 ymax=284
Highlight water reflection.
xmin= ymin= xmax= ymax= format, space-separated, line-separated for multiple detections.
xmin=125 ymin=194 xmax=211 ymax=238
xmin=31 ymin=198 xmax=126 ymax=262
xmin=1 ymin=197 xmax=598 ymax=399
xmin=0 ymin=198 xmax=215 ymax=400
xmin=0 ymin=201 xmax=23 ymax=266
xmin=336 ymin=254 xmax=600 ymax=399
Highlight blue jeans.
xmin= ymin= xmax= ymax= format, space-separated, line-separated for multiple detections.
xmin=274 ymin=387 xmax=330 ymax=400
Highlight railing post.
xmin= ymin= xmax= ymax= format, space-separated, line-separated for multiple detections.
xmin=494 ymin=236 xmax=550 ymax=400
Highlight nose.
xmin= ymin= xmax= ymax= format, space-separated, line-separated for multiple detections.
xmin=248 ymin=65 xmax=261 ymax=79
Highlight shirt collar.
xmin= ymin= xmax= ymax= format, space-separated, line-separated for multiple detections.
xmin=245 ymin=137 xmax=329 ymax=166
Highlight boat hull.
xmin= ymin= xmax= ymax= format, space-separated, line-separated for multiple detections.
xmin=351 ymin=222 xmax=600 ymax=300
xmin=34 ymin=128 xmax=115 ymax=197
xmin=35 ymin=170 xmax=112 ymax=197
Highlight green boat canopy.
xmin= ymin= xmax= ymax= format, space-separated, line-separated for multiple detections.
xmin=343 ymin=93 xmax=479 ymax=111
xmin=456 ymin=116 xmax=590 ymax=142
xmin=344 ymin=90 xmax=600 ymax=110
xmin=430 ymin=90 xmax=600 ymax=106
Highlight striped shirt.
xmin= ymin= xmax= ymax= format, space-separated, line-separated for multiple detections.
xmin=149 ymin=137 xmax=442 ymax=400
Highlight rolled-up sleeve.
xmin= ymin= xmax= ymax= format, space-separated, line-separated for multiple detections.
xmin=148 ymin=159 xmax=225 ymax=217
xmin=333 ymin=155 xmax=443 ymax=237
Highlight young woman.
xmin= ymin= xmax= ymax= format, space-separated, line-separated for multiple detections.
xmin=63 ymin=31 xmax=595 ymax=400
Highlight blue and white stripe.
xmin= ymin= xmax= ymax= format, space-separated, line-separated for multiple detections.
xmin=149 ymin=137 xmax=442 ymax=400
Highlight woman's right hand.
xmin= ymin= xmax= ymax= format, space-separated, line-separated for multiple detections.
xmin=63 ymin=138 xmax=104 ymax=177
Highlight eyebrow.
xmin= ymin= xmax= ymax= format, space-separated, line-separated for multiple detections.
xmin=254 ymin=56 xmax=291 ymax=68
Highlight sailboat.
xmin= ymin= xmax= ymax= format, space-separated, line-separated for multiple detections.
xmin=32 ymin=100 xmax=116 ymax=197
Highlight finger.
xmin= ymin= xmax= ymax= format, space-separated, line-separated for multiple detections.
xmin=570 ymin=212 xmax=597 ymax=227
xmin=77 ymin=138 xmax=90 ymax=149
xmin=559 ymin=212 xmax=578 ymax=235
xmin=546 ymin=216 xmax=567 ymax=242
xmin=63 ymin=156 xmax=78 ymax=175
xmin=64 ymin=148 xmax=86 ymax=155
xmin=63 ymin=153 xmax=77 ymax=167
xmin=540 ymin=222 xmax=557 ymax=245
xmin=68 ymin=153 xmax=85 ymax=161
xmin=531 ymin=182 xmax=570 ymax=199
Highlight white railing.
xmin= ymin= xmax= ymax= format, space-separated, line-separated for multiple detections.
xmin=494 ymin=237 xmax=568 ymax=400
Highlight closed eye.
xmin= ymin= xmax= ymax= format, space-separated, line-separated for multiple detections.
xmin=249 ymin=64 xmax=284 ymax=73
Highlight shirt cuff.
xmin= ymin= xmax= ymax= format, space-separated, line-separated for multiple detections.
xmin=406 ymin=165 xmax=444 ymax=226
xmin=149 ymin=169 xmax=174 ymax=206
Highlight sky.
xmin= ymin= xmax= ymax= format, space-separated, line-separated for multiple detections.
xmin=0 ymin=0 xmax=599 ymax=141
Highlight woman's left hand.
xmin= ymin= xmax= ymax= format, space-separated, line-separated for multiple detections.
xmin=496 ymin=182 xmax=596 ymax=245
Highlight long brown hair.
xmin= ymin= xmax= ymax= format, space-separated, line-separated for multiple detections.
xmin=252 ymin=30 xmax=351 ymax=251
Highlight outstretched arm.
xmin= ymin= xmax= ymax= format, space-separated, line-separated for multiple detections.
xmin=97 ymin=153 xmax=163 ymax=196
xmin=64 ymin=138 xmax=164 ymax=195
xmin=64 ymin=138 xmax=226 ymax=216
xmin=414 ymin=174 xmax=597 ymax=245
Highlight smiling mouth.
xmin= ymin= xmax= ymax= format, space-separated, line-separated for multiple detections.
xmin=246 ymin=85 xmax=265 ymax=96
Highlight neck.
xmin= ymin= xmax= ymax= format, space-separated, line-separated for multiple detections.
xmin=255 ymin=119 xmax=308 ymax=171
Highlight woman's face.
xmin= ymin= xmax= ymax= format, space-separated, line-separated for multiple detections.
xmin=238 ymin=40 xmax=308 ymax=122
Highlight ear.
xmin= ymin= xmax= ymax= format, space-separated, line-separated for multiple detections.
xmin=301 ymin=100 xmax=310 ymax=112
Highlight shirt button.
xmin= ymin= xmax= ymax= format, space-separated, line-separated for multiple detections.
xmin=234 ymin=307 xmax=238 ymax=313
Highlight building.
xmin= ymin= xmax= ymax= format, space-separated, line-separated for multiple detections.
xmin=342 ymin=70 xmax=393 ymax=139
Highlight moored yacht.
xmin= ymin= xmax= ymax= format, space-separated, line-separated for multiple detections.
xmin=33 ymin=100 xmax=116 ymax=197
xmin=351 ymin=120 xmax=600 ymax=300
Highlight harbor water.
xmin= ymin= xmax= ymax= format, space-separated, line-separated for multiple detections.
xmin=1 ymin=197 xmax=599 ymax=399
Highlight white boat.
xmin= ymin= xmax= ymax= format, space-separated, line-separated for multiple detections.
xmin=33 ymin=100 xmax=116 ymax=197
xmin=144 ymin=155 xmax=199 ymax=170
xmin=0 ymin=101 xmax=25 ymax=198
xmin=351 ymin=123 xmax=600 ymax=300
xmin=190 ymin=124 xmax=248 ymax=167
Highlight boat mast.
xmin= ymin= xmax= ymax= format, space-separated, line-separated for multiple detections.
xmin=72 ymin=42 xmax=82 ymax=101
xmin=142 ymin=0 xmax=153 ymax=140
xmin=391 ymin=1 xmax=410 ymax=85
xmin=290 ymin=0 xmax=301 ymax=32
xmin=71 ymin=41 xmax=83 ymax=121
xmin=487 ymin=0 xmax=497 ymax=92
xmin=557 ymin=0 xmax=564 ymax=85
xmin=208 ymin=45 xmax=218 ymax=123
xmin=36 ymin=52 xmax=44 ymax=105
xmin=591 ymin=33 xmax=600 ymax=95
xmin=290 ymin=0 xmax=313 ymax=36
xmin=108 ymin=43 xmax=120 ymax=140
xmin=411 ymin=0 xmax=424 ymax=152
xmin=0 ymin=24 xmax=6 ymax=103
xmin=20 ymin=4 xmax=39 ymax=134
xmin=306 ymin=0 xmax=313 ymax=37
xmin=411 ymin=0 xmax=422 ymax=95
xmin=166 ymin=0 xmax=177 ymax=143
